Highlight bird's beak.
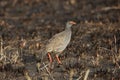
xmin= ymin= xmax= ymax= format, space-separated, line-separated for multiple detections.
xmin=69 ymin=21 xmax=76 ymax=25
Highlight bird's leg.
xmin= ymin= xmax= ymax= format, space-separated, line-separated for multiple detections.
xmin=55 ymin=55 xmax=62 ymax=64
xmin=47 ymin=52 xmax=52 ymax=63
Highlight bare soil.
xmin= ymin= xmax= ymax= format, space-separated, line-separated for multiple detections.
xmin=0 ymin=0 xmax=120 ymax=80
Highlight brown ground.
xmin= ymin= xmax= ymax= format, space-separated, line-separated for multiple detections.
xmin=0 ymin=0 xmax=120 ymax=80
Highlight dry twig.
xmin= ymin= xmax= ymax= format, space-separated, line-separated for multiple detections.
xmin=84 ymin=69 xmax=90 ymax=80
xmin=43 ymin=63 xmax=55 ymax=80
xmin=24 ymin=70 xmax=32 ymax=80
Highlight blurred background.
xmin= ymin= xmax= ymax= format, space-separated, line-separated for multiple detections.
xmin=0 ymin=0 xmax=120 ymax=80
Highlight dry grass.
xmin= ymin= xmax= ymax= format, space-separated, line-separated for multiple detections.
xmin=0 ymin=0 xmax=120 ymax=80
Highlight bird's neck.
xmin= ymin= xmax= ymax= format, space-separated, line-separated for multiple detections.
xmin=65 ymin=27 xmax=71 ymax=31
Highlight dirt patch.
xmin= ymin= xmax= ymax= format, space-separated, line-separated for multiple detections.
xmin=0 ymin=0 xmax=120 ymax=80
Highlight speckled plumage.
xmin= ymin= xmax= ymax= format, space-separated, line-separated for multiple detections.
xmin=46 ymin=28 xmax=71 ymax=53
xmin=45 ymin=21 xmax=76 ymax=64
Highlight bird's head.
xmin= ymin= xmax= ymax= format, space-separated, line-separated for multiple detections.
xmin=66 ymin=21 xmax=76 ymax=28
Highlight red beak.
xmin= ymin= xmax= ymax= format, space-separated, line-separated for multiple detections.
xmin=69 ymin=21 xmax=76 ymax=25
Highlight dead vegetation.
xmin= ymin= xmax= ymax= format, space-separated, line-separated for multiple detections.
xmin=0 ymin=0 xmax=120 ymax=80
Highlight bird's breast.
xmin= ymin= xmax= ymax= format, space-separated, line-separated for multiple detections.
xmin=46 ymin=29 xmax=72 ymax=53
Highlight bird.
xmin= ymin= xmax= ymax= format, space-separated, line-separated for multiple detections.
xmin=45 ymin=21 xmax=76 ymax=64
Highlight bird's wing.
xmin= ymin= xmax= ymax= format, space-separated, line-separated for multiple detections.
xmin=48 ymin=31 xmax=66 ymax=44
xmin=46 ymin=31 xmax=67 ymax=51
